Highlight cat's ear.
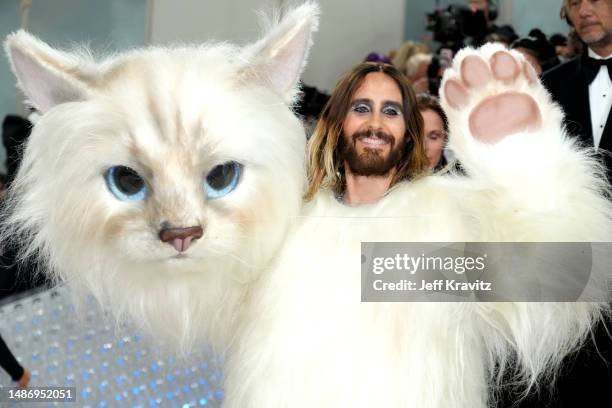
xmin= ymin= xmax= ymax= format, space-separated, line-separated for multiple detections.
xmin=240 ymin=2 xmax=320 ymax=103
xmin=4 ymin=30 xmax=93 ymax=113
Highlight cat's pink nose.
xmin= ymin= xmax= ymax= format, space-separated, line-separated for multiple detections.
xmin=159 ymin=226 xmax=203 ymax=252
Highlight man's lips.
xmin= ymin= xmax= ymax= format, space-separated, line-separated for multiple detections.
xmin=580 ymin=22 xmax=600 ymax=30
xmin=357 ymin=135 xmax=390 ymax=148
xmin=353 ymin=130 xmax=394 ymax=149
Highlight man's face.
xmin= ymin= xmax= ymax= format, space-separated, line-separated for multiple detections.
xmin=421 ymin=109 xmax=447 ymax=169
xmin=340 ymin=72 xmax=407 ymax=176
xmin=567 ymin=0 xmax=612 ymax=47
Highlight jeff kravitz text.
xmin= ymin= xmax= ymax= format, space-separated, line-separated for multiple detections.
xmin=372 ymin=279 xmax=492 ymax=291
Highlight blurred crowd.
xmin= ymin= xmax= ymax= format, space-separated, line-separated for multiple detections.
xmin=297 ymin=0 xmax=610 ymax=176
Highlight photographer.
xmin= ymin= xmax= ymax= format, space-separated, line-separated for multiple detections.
xmin=426 ymin=0 xmax=498 ymax=53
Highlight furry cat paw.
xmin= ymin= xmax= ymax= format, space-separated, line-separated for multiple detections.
xmin=443 ymin=47 xmax=542 ymax=144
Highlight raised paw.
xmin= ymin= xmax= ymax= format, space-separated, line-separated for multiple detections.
xmin=442 ymin=46 xmax=542 ymax=144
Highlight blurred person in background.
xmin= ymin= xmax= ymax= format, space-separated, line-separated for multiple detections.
xmin=528 ymin=28 xmax=548 ymax=41
xmin=484 ymin=25 xmax=519 ymax=47
xmin=550 ymin=32 xmax=585 ymax=61
xmin=405 ymin=53 xmax=433 ymax=94
xmin=1 ymin=115 xmax=46 ymax=301
xmin=425 ymin=50 xmax=454 ymax=96
xmin=511 ymin=36 xmax=560 ymax=75
xmin=295 ymin=83 xmax=330 ymax=137
xmin=466 ymin=0 xmax=496 ymax=46
xmin=391 ymin=40 xmax=429 ymax=76
xmin=426 ymin=0 xmax=498 ymax=52
xmin=542 ymin=0 xmax=611 ymax=162
xmin=550 ymin=32 xmax=572 ymax=60
xmin=416 ymin=94 xmax=448 ymax=171
xmin=2 ymin=115 xmax=32 ymax=188
xmin=566 ymin=29 xmax=586 ymax=57
xmin=550 ymin=30 xmax=587 ymax=61
xmin=484 ymin=32 xmax=510 ymax=46
xmin=537 ymin=2 xmax=612 ymax=406
xmin=364 ymin=52 xmax=392 ymax=64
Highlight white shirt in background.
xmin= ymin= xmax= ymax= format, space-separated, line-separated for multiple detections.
xmin=588 ymin=48 xmax=612 ymax=150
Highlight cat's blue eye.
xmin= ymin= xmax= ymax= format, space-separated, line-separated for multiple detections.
xmin=205 ymin=161 xmax=242 ymax=199
xmin=105 ymin=166 xmax=147 ymax=202
xmin=351 ymin=102 xmax=371 ymax=114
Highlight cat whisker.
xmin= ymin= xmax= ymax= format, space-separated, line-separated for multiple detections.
xmin=205 ymin=246 xmax=254 ymax=269
xmin=217 ymin=215 xmax=437 ymax=222
xmin=296 ymin=215 xmax=440 ymax=219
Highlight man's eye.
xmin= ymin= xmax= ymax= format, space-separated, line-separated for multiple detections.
xmin=352 ymin=103 xmax=371 ymax=113
xmin=383 ymin=106 xmax=401 ymax=116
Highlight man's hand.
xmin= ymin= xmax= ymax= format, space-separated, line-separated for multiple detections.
xmin=17 ymin=369 xmax=30 ymax=388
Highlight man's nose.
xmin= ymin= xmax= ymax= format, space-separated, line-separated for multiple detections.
xmin=368 ymin=110 xmax=383 ymax=128
xmin=577 ymin=1 xmax=594 ymax=17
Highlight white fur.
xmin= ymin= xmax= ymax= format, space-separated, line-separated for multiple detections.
xmin=225 ymin=172 xmax=610 ymax=407
xmin=3 ymin=5 xmax=611 ymax=408
xmin=3 ymin=3 xmax=318 ymax=352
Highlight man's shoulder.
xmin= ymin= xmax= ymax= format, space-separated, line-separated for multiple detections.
xmin=541 ymin=57 xmax=584 ymax=102
xmin=542 ymin=57 xmax=581 ymax=83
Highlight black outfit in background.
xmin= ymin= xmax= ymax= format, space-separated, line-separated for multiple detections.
xmin=504 ymin=316 xmax=612 ymax=408
xmin=1 ymin=115 xmax=43 ymax=300
xmin=541 ymin=53 xmax=612 ymax=179
xmin=2 ymin=115 xmax=32 ymax=186
xmin=0 ymin=334 xmax=24 ymax=382
xmin=519 ymin=53 xmax=612 ymax=408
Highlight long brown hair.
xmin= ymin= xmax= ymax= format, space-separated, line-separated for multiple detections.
xmin=416 ymin=93 xmax=448 ymax=134
xmin=305 ymin=62 xmax=428 ymax=201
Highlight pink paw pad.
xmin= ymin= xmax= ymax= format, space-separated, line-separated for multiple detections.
xmin=443 ymin=50 xmax=542 ymax=144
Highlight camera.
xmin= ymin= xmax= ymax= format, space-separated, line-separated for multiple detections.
xmin=426 ymin=1 xmax=498 ymax=48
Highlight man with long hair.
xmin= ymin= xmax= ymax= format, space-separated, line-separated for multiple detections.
xmin=542 ymin=0 xmax=611 ymax=173
xmin=305 ymin=62 xmax=429 ymax=205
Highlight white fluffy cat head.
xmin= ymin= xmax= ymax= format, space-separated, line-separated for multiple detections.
xmin=3 ymin=2 xmax=319 ymax=351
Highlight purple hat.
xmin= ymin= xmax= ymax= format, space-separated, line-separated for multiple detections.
xmin=364 ymin=52 xmax=391 ymax=64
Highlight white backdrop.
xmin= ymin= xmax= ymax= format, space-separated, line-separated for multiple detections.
xmin=147 ymin=0 xmax=406 ymax=92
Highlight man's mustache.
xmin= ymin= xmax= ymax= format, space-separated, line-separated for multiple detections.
xmin=352 ymin=129 xmax=394 ymax=145
xmin=579 ymin=21 xmax=600 ymax=29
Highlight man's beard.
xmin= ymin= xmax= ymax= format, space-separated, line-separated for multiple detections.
xmin=578 ymin=21 xmax=612 ymax=47
xmin=587 ymin=31 xmax=612 ymax=48
xmin=339 ymin=129 xmax=405 ymax=176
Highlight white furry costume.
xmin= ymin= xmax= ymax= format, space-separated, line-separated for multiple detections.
xmin=3 ymin=3 xmax=611 ymax=407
